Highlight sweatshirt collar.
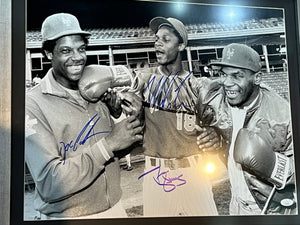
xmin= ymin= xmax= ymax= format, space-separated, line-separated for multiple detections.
xmin=40 ymin=68 xmax=90 ymax=109
xmin=40 ymin=68 xmax=69 ymax=98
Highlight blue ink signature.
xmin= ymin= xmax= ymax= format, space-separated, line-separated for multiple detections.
xmin=59 ymin=113 xmax=110 ymax=164
xmin=138 ymin=166 xmax=186 ymax=192
xmin=143 ymin=71 xmax=195 ymax=110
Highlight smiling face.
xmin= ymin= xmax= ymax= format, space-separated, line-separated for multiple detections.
xmin=220 ymin=67 xmax=261 ymax=107
xmin=45 ymin=35 xmax=87 ymax=89
xmin=154 ymin=26 xmax=185 ymax=66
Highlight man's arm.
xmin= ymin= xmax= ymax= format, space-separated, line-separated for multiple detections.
xmin=78 ymin=64 xmax=133 ymax=102
xmin=79 ymin=65 xmax=145 ymax=120
xmin=194 ymin=77 xmax=228 ymax=160
xmin=25 ymin=98 xmax=142 ymax=203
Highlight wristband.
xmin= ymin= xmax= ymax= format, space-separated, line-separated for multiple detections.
xmin=97 ymin=138 xmax=113 ymax=161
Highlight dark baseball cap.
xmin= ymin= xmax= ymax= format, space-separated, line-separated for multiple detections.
xmin=211 ymin=43 xmax=262 ymax=73
xmin=149 ymin=17 xmax=188 ymax=46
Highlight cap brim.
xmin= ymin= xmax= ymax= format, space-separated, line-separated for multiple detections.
xmin=46 ymin=30 xmax=91 ymax=41
xmin=210 ymin=61 xmax=258 ymax=72
xmin=149 ymin=17 xmax=173 ymax=33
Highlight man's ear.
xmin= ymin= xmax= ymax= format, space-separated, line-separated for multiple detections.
xmin=44 ymin=50 xmax=53 ymax=60
xmin=178 ymin=43 xmax=186 ymax=52
xmin=254 ymin=71 xmax=262 ymax=85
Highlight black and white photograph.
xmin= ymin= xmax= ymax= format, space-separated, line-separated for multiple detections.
xmin=23 ymin=0 xmax=298 ymax=222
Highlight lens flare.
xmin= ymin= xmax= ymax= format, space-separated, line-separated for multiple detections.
xmin=228 ymin=11 xmax=235 ymax=19
xmin=218 ymin=6 xmax=244 ymax=23
xmin=206 ymin=163 xmax=215 ymax=174
xmin=172 ymin=1 xmax=186 ymax=13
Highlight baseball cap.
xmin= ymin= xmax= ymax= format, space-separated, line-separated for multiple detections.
xmin=41 ymin=13 xmax=91 ymax=42
xmin=149 ymin=17 xmax=188 ymax=46
xmin=211 ymin=43 xmax=262 ymax=73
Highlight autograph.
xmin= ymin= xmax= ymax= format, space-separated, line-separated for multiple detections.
xmin=59 ymin=113 xmax=110 ymax=164
xmin=138 ymin=166 xmax=186 ymax=192
xmin=143 ymin=71 xmax=195 ymax=111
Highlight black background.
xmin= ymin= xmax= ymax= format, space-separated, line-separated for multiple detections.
xmin=27 ymin=0 xmax=284 ymax=30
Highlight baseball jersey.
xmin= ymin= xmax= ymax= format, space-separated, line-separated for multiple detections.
xmin=136 ymin=67 xmax=219 ymax=217
xmin=133 ymin=66 xmax=200 ymax=158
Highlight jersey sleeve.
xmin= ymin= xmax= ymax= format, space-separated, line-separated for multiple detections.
xmin=25 ymin=97 xmax=114 ymax=203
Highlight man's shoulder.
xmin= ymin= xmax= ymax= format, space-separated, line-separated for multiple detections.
xmin=258 ymin=86 xmax=291 ymax=118
xmin=134 ymin=66 xmax=158 ymax=74
xmin=195 ymin=77 xmax=222 ymax=103
xmin=26 ymin=85 xmax=47 ymax=114
xmin=132 ymin=67 xmax=158 ymax=87
xmin=260 ymin=85 xmax=289 ymax=105
xmin=26 ymin=74 xmax=55 ymax=105
xmin=26 ymin=84 xmax=43 ymax=99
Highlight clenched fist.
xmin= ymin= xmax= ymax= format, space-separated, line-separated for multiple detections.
xmin=105 ymin=115 xmax=143 ymax=152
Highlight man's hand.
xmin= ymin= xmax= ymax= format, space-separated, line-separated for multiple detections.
xmin=105 ymin=115 xmax=143 ymax=152
xmin=195 ymin=125 xmax=221 ymax=152
xmin=118 ymin=91 xmax=143 ymax=119
xmin=101 ymin=88 xmax=122 ymax=118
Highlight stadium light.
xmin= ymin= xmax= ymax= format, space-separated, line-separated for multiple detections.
xmin=173 ymin=1 xmax=186 ymax=13
xmin=228 ymin=11 xmax=235 ymax=19
xmin=219 ymin=6 xmax=243 ymax=23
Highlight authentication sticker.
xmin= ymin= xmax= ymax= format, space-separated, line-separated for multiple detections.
xmin=280 ymin=198 xmax=294 ymax=207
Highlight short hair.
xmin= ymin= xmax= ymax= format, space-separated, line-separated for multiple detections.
xmin=159 ymin=25 xmax=184 ymax=44
xmin=41 ymin=35 xmax=89 ymax=59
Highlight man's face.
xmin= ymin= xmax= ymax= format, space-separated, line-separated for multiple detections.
xmin=220 ymin=67 xmax=258 ymax=107
xmin=47 ymin=35 xmax=87 ymax=89
xmin=154 ymin=26 xmax=182 ymax=65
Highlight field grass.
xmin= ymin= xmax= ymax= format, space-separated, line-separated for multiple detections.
xmin=212 ymin=179 xmax=231 ymax=215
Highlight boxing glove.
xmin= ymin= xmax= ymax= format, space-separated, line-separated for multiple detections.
xmin=244 ymin=172 xmax=296 ymax=213
xmin=234 ymin=128 xmax=291 ymax=190
xmin=78 ymin=65 xmax=133 ymax=102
